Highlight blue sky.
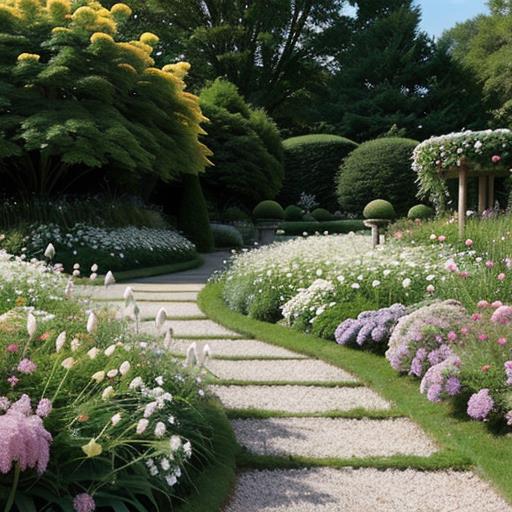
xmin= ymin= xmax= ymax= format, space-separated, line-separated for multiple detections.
xmin=417 ymin=0 xmax=488 ymax=37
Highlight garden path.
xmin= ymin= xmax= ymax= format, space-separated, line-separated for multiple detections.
xmin=81 ymin=258 xmax=512 ymax=512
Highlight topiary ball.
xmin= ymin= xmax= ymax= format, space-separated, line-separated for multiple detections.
xmin=302 ymin=213 xmax=317 ymax=222
xmin=311 ymin=208 xmax=333 ymax=222
xmin=407 ymin=204 xmax=434 ymax=220
xmin=363 ymin=199 xmax=396 ymax=220
xmin=284 ymin=205 xmax=304 ymax=221
xmin=253 ymin=200 xmax=285 ymax=221
xmin=223 ymin=206 xmax=250 ymax=223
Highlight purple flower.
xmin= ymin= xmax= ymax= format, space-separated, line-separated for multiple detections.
xmin=427 ymin=344 xmax=453 ymax=366
xmin=17 ymin=358 xmax=37 ymax=375
xmin=7 ymin=376 xmax=18 ymax=388
xmin=10 ymin=395 xmax=32 ymax=416
xmin=467 ymin=389 xmax=494 ymax=421
xmin=36 ymin=399 xmax=52 ymax=418
xmin=491 ymin=305 xmax=512 ymax=325
xmin=410 ymin=348 xmax=428 ymax=377
xmin=427 ymin=384 xmax=443 ymax=402
xmin=420 ymin=356 xmax=461 ymax=402
xmin=445 ymin=377 xmax=461 ymax=396
xmin=73 ymin=493 xmax=96 ymax=512
xmin=506 ymin=411 xmax=512 ymax=426
xmin=0 ymin=397 xmax=10 ymax=412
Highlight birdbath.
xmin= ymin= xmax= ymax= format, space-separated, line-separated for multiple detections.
xmin=364 ymin=219 xmax=390 ymax=249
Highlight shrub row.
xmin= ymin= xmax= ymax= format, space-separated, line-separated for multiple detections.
xmin=278 ymin=220 xmax=366 ymax=236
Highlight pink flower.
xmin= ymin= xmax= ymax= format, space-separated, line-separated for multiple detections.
xmin=458 ymin=271 xmax=469 ymax=279
xmin=6 ymin=344 xmax=18 ymax=353
xmin=491 ymin=305 xmax=512 ymax=325
xmin=492 ymin=155 xmax=502 ymax=163
xmin=471 ymin=313 xmax=481 ymax=321
xmin=460 ymin=327 xmax=469 ymax=336
xmin=73 ymin=493 xmax=96 ymax=512
xmin=447 ymin=331 xmax=458 ymax=342
xmin=7 ymin=376 xmax=18 ymax=388
xmin=485 ymin=260 xmax=494 ymax=269
xmin=498 ymin=273 xmax=506 ymax=282
xmin=445 ymin=260 xmax=458 ymax=272
xmin=492 ymin=300 xmax=504 ymax=309
xmin=17 ymin=359 xmax=37 ymax=375
xmin=438 ymin=235 xmax=446 ymax=243
xmin=467 ymin=388 xmax=494 ymax=421
xmin=497 ymin=337 xmax=507 ymax=346
xmin=10 ymin=395 xmax=32 ymax=416
xmin=478 ymin=334 xmax=489 ymax=341
xmin=465 ymin=239 xmax=473 ymax=247
xmin=477 ymin=300 xmax=490 ymax=309
xmin=505 ymin=258 xmax=512 ymax=269
xmin=36 ymin=399 xmax=52 ymax=418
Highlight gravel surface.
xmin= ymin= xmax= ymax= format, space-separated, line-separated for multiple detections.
xmin=139 ymin=319 xmax=239 ymax=337
xmin=211 ymin=385 xmax=391 ymax=412
xmin=207 ymin=359 xmax=358 ymax=383
xmin=232 ymin=417 xmax=436 ymax=458
xmin=171 ymin=340 xmax=306 ymax=359
xmin=78 ymin=286 xmax=199 ymax=302
xmin=226 ymin=468 xmax=512 ymax=512
xmin=131 ymin=283 xmax=204 ymax=292
xmin=105 ymin=301 xmax=206 ymax=320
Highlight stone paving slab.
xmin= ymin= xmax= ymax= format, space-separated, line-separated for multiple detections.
xmin=101 ymin=301 xmax=206 ymax=320
xmin=131 ymin=283 xmax=204 ymax=292
xmin=77 ymin=286 xmax=199 ymax=302
xmin=211 ymin=385 xmax=391 ymax=412
xmin=171 ymin=340 xmax=307 ymax=359
xmin=232 ymin=417 xmax=436 ymax=458
xmin=139 ymin=319 xmax=239 ymax=338
xmin=225 ymin=468 xmax=512 ymax=512
xmin=206 ymin=359 xmax=358 ymax=383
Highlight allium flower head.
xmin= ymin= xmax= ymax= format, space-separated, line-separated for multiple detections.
xmin=73 ymin=493 xmax=96 ymax=512
xmin=491 ymin=305 xmax=512 ymax=325
xmin=18 ymin=358 xmax=37 ymax=374
xmin=104 ymin=271 xmax=116 ymax=287
xmin=36 ymin=399 xmax=52 ymax=418
xmin=467 ymin=388 xmax=493 ymax=421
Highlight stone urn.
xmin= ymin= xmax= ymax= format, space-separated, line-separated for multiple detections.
xmin=256 ymin=220 xmax=280 ymax=245
xmin=363 ymin=219 xmax=391 ymax=249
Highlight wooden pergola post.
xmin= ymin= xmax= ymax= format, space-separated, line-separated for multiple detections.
xmin=458 ymin=166 xmax=468 ymax=239
xmin=478 ymin=175 xmax=488 ymax=214
xmin=488 ymin=175 xmax=495 ymax=210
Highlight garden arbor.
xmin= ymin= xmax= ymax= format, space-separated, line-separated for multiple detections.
xmin=413 ymin=130 xmax=512 ymax=237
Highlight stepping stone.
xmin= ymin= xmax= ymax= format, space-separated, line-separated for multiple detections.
xmin=211 ymin=385 xmax=391 ymax=413
xmin=101 ymin=301 xmax=206 ymax=320
xmin=80 ymin=286 xmax=199 ymax=302
xmin=232 ymin=417 xmax=437 ymax=458
xmin=131 ymin=283 xmax=204 ymax=292
xmin=225 ymin=468 xmax=512 ymax=512
xmin=139 ymin=319 xmax=239 ymax=338
xmin=171 ymin=340 xmax=307 ymax=359
xmin=206 ymin=359 xmax=357 ymax=384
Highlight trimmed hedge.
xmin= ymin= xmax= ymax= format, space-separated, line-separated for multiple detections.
xmin=311 ymin=208 xmax=333 ymax=221
xmin=363 ymin=199 xmax=396 ymax=220
xmin=278 ymin=220 xmax=367 ymax=235
xmin=211 ymin=223 xmax=244 ymax=249
xmin=337 ymin=137 xmax=419 ymax=216
xmin=280 ymin=134 xmax=358 ymax=211
xmin=284 ymin=205 xmax=304 ymax=221
xmin=408 ymin=204 xmax=435 ymax=220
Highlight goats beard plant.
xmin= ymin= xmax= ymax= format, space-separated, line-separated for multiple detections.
xmin=0 ymin=255 xmax=214 ymax=511
xmin=0 ymin=0 xmax=211 ymax=194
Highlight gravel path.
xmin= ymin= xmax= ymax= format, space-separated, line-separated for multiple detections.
xmin=225 ymin=468 xmax=512 ymax=512
xmin=211 ymin=385 xmax=391 ymax=412
xmin=171 ymin=340 xmax=307 ymax=359
xmin=81 ymin=287 xmax=199 ymax=302
xmin=139 ymin=319 xmax=240 ymax=337
xmin=232 ymin=417 xmax=437 ymax=458
xmin=207 ymin=359 xmax=358 ymax=383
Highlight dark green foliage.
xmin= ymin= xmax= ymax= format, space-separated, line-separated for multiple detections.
xmin=178 ymin=174 xmax=214 ymax=253
xmin=279 ymin=220 xmax=366 ymax=235
xmin=311 ymin=208 xmax=333 ymax=221
xmin=337 ymin=138 xmax=418 ymax=216
xmin=408 ymin=204 xmax=435 ymax=220
xmin=311 ymin=297 xmax=378 ymax=340
xmin=253 ymin=200 xmax=285 ymax=221
xmin=280 ymin=134 xmax=358 ymax=210
xmin=210 ymin=224 xmax=243 ymax=249
xmin=284 ymin=205 xmax=304 ymax=221
xmin=302 ymin=213 xmax=316 ymax=221
xmin=223 ymin=207 xmax=251 ymax=223
xmin=199 ymin=79 xmax=284 ymax=210
xmin=363 ymin=200 xmax=396 ymax=220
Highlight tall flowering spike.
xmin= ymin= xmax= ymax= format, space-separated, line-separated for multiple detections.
xmin=44 ymin=243 xmax=55 ymax=259
xmin=163 ymin=328 xmax=173 ymax=349
xmin=64 ymin=278 xmax=74 ymax=298
xmin=202 ymin=344 xmax=212 ymax=366
xmin=123 ymin=286 xmax=134 ymax=306
xmin=87 ymin=311 xmax=98 ymax=334
xmin=185 ymin=343 xmax=198 ymax=367
xmin=55 ymin=331 xmax=66 ymax=353
xmin=155 ymin=307 xmax=167 ymax=330
xmin=27 ymin=312 xmax=37 ymax=340
xmin=104 ymin=271 xmax=116 ymax=287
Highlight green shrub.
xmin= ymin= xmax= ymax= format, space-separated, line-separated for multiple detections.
xmin=280 ymin=134 xmax=358 ymax=211
xmin=279 ymin=220 xmax=366 ymax=236
xmin=178 ymin=174 xmax=214 ymax=253
xmin=253 ymin=200 xmax=285 ymax=221
xmin=311 ymin=298 xmax=378 ymax=340
xmin=232 ymin=221 xmax=258 ymax=245
xmin=284 ymin=205 xmax=304 ymax=221
xmin=200 ymin=79 xmax=284 ymax=210
xmin=303 ymin=213 xmax=316 ymax=222
xmin=311 ymin=208 xmax=333 ymax=221
xmin=223 ymin=207 xmax=251 ymax=223
xmin=337 ymin=137 xmax=419 ymax=216
xmin=363 ymin=199 xmax=396 ymax=220
xmin=408 ymin=204 xmax=435 ymax=220
xmin=211 ymin=223 xmax=244 ymax=248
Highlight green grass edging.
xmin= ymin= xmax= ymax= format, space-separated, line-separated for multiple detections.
xmin=199 ymin=282 xmax=512 ymax=503
xmin=176 ymin=400 xmax=238 ymax=512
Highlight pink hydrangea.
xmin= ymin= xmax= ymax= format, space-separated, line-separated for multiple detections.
xmin=73 ymin=493 xmax=96 ymax=512
xmin=17 ymin=358 xmax=37 ymax=374
xmin=491 ymin=305 xmax=512 ymax=325
xmin=467 ymin=389 xmax=494 ymax=421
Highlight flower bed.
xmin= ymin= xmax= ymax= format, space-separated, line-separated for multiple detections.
xmin=0 ymin=254 xmax=220 ymax=510
xmin=8 ymin=223 xmax=197 ymax=273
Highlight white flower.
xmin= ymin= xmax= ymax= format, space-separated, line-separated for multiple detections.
xmin=170 ymin=435 xmax=182 ymax=451
xmin=61 ymin=357 xmax=75 ymax=369
xmin=111 ymin=413 xmax=122 ymax=426
xmin=55 ymin=331 xmax=66 ymax=352
xmin=426 ymin=284 xmax=435 ymax=293
xmin=149 ymin=465 xmax=159 ymax=476
xmin=144 ymin=401 xmax=158 ymax=418
xmin=27 ymin=313 xmax=37 ymax=340
xmin=165 ymin=475 xmax=177 ymax=487
xmin=101 ymin=386 xmax=115 ymax=400
xmin=185 ymin=343 xmax=198 ymax=367
xmin=107 ymin=369 xmax=119 ymax=378
xmin=87 ymin=312 xmax=98 ymax=334
xmin=154 ymin=421 xmax=166 ymax=437
xmin=91 ymin=263 xmax=98 ymax=272
xmin=316 ymin=269 xmax=323 ymax=277
xmin=183 ymin=441 xmax=192 ymax=456
xmin=119 ymin=361 xmax=131 ymax=376
xmin=123 ymin=286 xmax=135 ymax=306
xmin=90 ymin=273 xmax=97 ymax=281
xmin=73 ymin=263 xmax=80 ymax=270
xmin=91 ymin=371 xmax=105 ymax=383
xmin=351 ymin=283 xmax=360 ymax=289
xmin=160 ymin=458 xmax=171 ymax=470
xmin=155 ymin=376 xmax=164 ymax=386
xmin=44 ymin=243 xmax=55 ymax=259
xmin=104 ymin=344 xmax=116 ymax=357
xmin=71 ymin=338 xmax=81 ymax=352
xmin=104 ymin=271 xmax=116 ymax=287
xmin=429 ymin=234 xmax=436 ymax=240
xmin=87 ymin=347 xmax=99 ymax=359
xmin=136 ymin=418 xmax=149 ymax=434
xmin=426 ymin=274 xmax=435 ymax=281
xmin=372 ymin=280 xmax=381 ymax=288
xmin=163 ymin=328 xmax=173 ymax=349
xmin=402 ymin=278 xmax=411 ymax=288
xmin=64 ymin=278 xmax=74 ymax=298
xmin=155 ymin=307 xmax=167 ymax=330
xmin=129 ymin=377 xmax=144 ymax=390
xmin=202 ymin=344 xmax=212 ymax=365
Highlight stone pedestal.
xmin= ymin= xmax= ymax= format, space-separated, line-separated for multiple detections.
xmin=256 ymin=221 xmax=280 ymax=245
xmin=363 ymin=219 xmax=391 ymax=249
